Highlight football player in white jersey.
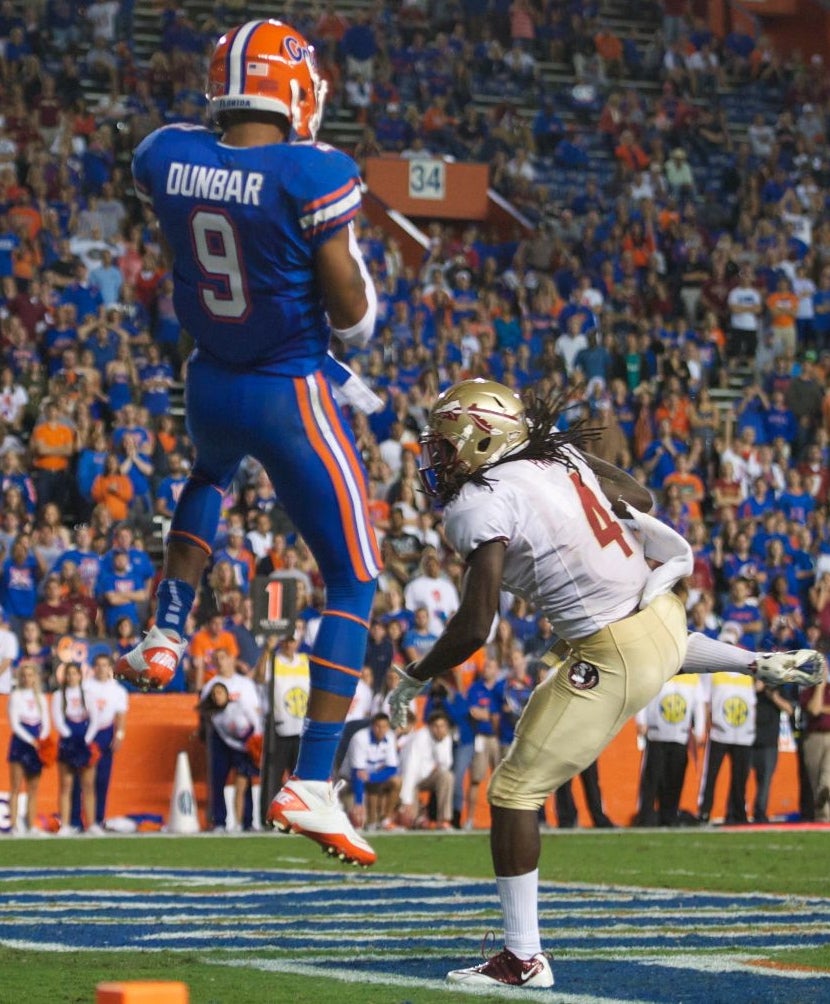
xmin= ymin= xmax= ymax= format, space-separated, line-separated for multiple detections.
xmin=389 ymin=378 xmax=824 ymax=990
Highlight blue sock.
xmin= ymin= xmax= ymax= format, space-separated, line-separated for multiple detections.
xmin=155 ymin=579 xmax=196 ymax=637
xmin=294 ymin=719 xmax=342 ymax=781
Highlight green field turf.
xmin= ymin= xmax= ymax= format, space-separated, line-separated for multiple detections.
xmin=1 ymin=829 xmax=829 ymax=1004
xmin=4 ymin=829 xmax=830 ymax=896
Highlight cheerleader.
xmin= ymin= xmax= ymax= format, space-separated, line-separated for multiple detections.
xmin=200 ymin=675 xmax=262 ymax=832
xmin=51 ymin=661 xmax=100 ymax=835
xmin=7 ymin=661 xmax=50 ymax=835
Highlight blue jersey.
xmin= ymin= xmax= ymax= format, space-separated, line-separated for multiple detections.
xmin=132 ymin=125 xmax=362 ymax=375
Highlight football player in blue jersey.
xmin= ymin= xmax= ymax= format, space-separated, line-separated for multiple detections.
xmin=116 ymin=19 xmax=381 ymax=866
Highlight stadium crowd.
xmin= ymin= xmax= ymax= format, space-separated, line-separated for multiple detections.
xmin=4 ymin=0 xmax=830 ymax=832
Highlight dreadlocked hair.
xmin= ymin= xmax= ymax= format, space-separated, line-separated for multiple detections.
xmin=471 ymin=391 xmax=604 ymax=490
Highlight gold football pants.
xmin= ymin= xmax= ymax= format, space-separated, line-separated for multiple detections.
xmin=489 ymin=593 xmax=688 ymax=810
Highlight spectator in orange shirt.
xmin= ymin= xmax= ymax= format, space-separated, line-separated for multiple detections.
xmin=614 ymin=129 xmax=650 ymax=175
xmin=766 ymin=274 xmax=799 ymax=358
xmin=7 ymin=190 xmax=43 ymax=241
xmin=11 ymin=232 xmax=42 ymax=288
xmin=654 ymin=385 xmax=692 ymax=439
xmin=662 ymin=453 xmax=706 ymax=521
xmin=594 ymin=23 xmax=623 ymax=79
xmin=188 ymin=612 xmax=241 ymax=691
xmin=314 ymin=2 xmax=349 ymax=44
xmin=621 ymin=220 xmax=656 ymax=270
xmin=29 ymin=400 xmax=76 ymax=511
xmin=421 ymin=95 xmax=456 ymax=146
xmin=90 ymin=453 xmax=134 ymax=522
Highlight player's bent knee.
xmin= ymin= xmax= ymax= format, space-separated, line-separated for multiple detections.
xmin=488 ymin=759 xmax=547 ymax=811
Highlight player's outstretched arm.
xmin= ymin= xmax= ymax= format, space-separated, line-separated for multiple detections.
xmin=390 ymin=540 xmax=505 ymax=728
xmin=407 ymin=540 xmax=505 ymax=685
xmin=581 ymin=451 xmax=653 ymax=516
xmin=316 ymin=224 xmax=376 ymax=347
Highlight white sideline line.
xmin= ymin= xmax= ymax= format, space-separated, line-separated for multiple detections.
xmin=209 ymin=957 xmax=643 ymax=1003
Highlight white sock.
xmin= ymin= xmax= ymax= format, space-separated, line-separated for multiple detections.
xmin=497 ymin=869 xmax=542 ymax=959
xmin=683 ymin=632 xmax=756 ymax=674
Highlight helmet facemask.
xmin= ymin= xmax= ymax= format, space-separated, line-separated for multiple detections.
xmin=418 ymin=379 xmax=529 ymax=505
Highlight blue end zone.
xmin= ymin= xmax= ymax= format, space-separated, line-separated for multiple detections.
xmin=1 ymin=868 xmax=828 ymax=1002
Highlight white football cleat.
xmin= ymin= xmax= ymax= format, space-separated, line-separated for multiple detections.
xmin=267 ymin=776 xmax=376 ymax=867
xmin=447 ymin=947 xmax=554 ymax=988
xmin=754 ymin=650 xmax=825 ymax=688
xmin=114 ymin=624 xmax=186 ymax=691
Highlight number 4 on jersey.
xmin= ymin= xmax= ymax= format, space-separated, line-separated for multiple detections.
xmin=569 ymin=473 xmax=633 ymax=557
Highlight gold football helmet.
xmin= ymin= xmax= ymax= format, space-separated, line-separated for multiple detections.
xmin=419 ymin=379 xmax=529 ymax=502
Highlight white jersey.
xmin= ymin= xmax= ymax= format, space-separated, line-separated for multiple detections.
xmin=8 ymin=687 xmax=50 ymax=741
xmin=51 ymin=685 xmax=97 ymax=742
xmin=212 ymin=699 xmax=261 ymax=751
xmin=701 ymin=672 xmax=756 ymax=746
xmin=444 ymin=450 xmax=650 ymax=641
xmin=338 ymin=724 xmax=399 ymax=779
xmin=201 ymin=672 xmax=261 ymax=722
xmin=83 ymin=678 xmax=129 ymax=730
xmin=345 ymin=678 xmax=374 ymax=722
xmin=0 ymin=626 xmax=20 ymax=695
xmin=398 ymin=725 xmax=454 ymax=805
xmin=727 ymin=285 xmax=761 ymax=330
xmin=404 ymin=573 xmax=460 ymax=636
xmin=636 ymin=673 xmax=706 ymax=744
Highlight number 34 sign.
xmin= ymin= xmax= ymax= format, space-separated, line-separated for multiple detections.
xmin=408 ymin=159 xmax=446 ymax=200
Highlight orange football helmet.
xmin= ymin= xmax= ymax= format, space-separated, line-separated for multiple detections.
xmin=207 ymin=19 xmax=327 ymax=140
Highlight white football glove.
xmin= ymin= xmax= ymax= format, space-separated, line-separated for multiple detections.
xmin=389 ymin=663 xmax=426 ymax=729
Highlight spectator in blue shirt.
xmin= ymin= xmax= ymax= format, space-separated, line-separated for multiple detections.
xmin=721 ymin=578 xmax=764 ymax=648
xmin=340 ymin=10 xmax=377 ymax=79
xmin=777 ymin=468 xmax=816 ymax=525
xmin=764 ymin=389 xmax=798 ymax=444
xmin=154 ymin=451 xmax=188 ymax=520
xmin=402 ymin=606 xmax=438 ymax=663
xmin=641 ymin=418 xmax=687 ymax=490
xmin=138 ymin=343 xmax=173 ymax=418
xmin=83 ymin=314 xmax=121 ymax=371
xmin=0 ymin=536 xmax=40 ymax=634
xmin=492 ymin=647 xmax=534 ymax=752
xmin=424 ymin=673 xmax=475 ymax=829
xmin=61 ymin=262 xmax=103 ymax=324
xmin=465 ymin=657 xmax=501 ymax=829
xmin=88 ymin=249 xmax=122 ymax=306
xmin=738 ymin=477 xmax=776 ymax=521
xmin=50 ymin=522 xmax=101 ymax=598
xmin=96 ymin=547 xmax=148 ymax=634
xmin=722 ymin=531 xmax=762 ymax=589
xmin=75 ymin=426 xmax=109 ymax=522
xmin=111 ymin=404 xmax=154 ymax=515
xmin=0 ymin=220 xmax=21 ymax=277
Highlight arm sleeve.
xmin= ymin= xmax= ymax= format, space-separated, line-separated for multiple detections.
xmin=84 ymin=698 xmax=102 ymax=745
xmin=444 ymin=490 xmax=516 ymax=561
xmin=351 ymin=768 xmax=366 ymax=806
xmin=39 ymin=694 xmax=50 ymax=741
xmin=9 ymin=692 xmax=35 ymax=744
xmin=297 ymin=149 xmax=362 ymax=252
xmin=131 ymin=131 xmax=158 ymax=206
xmin=366 ymin=764 xmax=397 ymax=784
xmin=51 ymin=690 xmax=70 ymax=739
